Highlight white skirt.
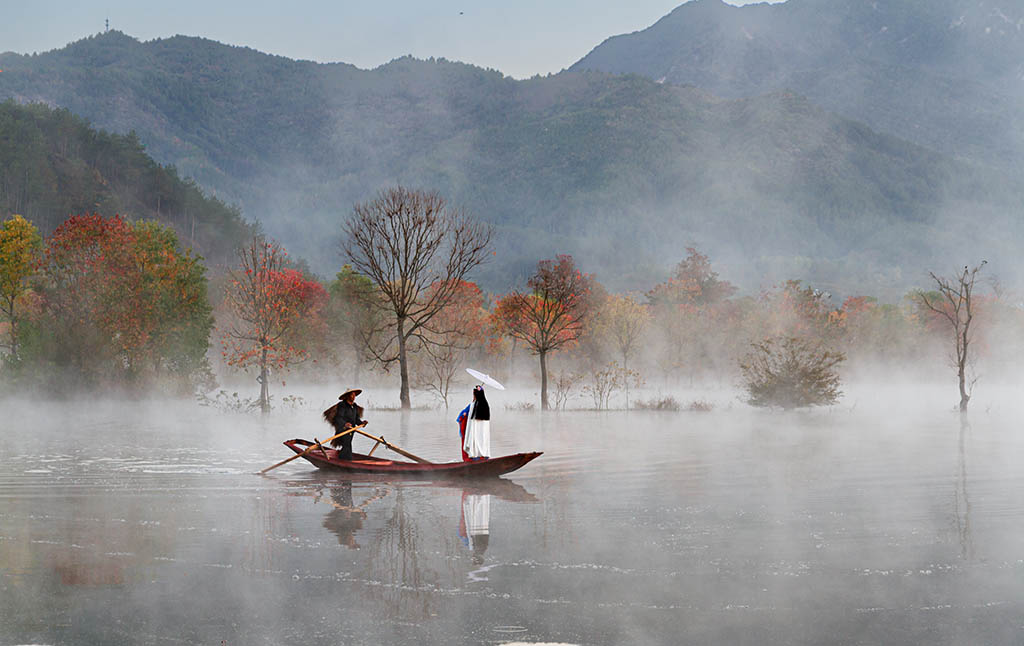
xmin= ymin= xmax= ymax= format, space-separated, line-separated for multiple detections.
xmin=462 ymin=493 xmax=491 ymax=536
xmin=463 ymin=419 xmax=490 ymax=459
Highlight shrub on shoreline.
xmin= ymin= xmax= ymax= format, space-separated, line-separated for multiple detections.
xmin=634 ymin=396 xmax=681 ymax=411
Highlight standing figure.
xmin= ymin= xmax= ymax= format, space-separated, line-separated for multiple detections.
xmin=322 ymin=387 xmax=367 ymax=461
xmin=458 ymin=385 xmax=490 ymax=460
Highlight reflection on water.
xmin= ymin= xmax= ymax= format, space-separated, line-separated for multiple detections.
xmin=275 ymin=472 xmax=541 ymax=625
xmin=461 ymin=490 xmax=491 ymax=567
xmin=2 ymin=401 xmax=1024 ymax=645
xmin=320 ymin=481 xmax=375 ymax=549
xmin=955 ymin=414 xmax=973 ymax=561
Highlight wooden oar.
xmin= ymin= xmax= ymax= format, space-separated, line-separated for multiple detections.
xmin=351 ymin=428 xmax=433 ymax=464
xmin=258 ymin=423 xmax=366 ymax=474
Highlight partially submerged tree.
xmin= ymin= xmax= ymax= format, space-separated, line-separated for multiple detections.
xmin=493 ymin=255 xmax=593 ymax=410
xmin=915 ymin=262 xmax=986 ymax=412
xmin=551 ymin=370 xmax=583 ymax=411
xmin=222 ymin=236 xmax=326 ymax=413
xmin=646 ymin=248 xmax=742 ymax=384
xmin=595 ymin=293 xmax=649 ymax=408
xmin=342 ymin=186 xmax=492 ymax=409
xmin=739 ymin=336 xmax=845 ymax=409
xmin=582 ymin=361 xmax=642 ymax=410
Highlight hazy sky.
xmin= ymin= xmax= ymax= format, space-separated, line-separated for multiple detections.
xmin=3 ymin=0 xmax=782 ymax=78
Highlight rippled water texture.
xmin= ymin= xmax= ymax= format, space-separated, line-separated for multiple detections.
xmin=2 ymin=390 xmax=1024 ymax=645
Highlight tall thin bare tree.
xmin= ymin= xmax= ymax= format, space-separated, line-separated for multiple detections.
xmin=916 ymin=262 xmax=986 ymax=412
xmin=342 ymin=187 xmax=492 ymax=409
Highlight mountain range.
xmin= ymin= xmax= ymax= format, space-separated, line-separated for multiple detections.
xmin=574 ymin=0 xmax=1024 ymax=172
xmin=1 ymin=0 xmax=1022 ymax=296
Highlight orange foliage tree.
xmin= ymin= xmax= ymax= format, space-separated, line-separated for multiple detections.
xmin=33 ymin=214 xmax=212 ymax=389
xmin=492 ymin=255 xmax=593 ymax=410
xmin=647 ymin=247 xmax=736 ymax=307
xmin=646 ymin=248 xmax=745 ymax=382
xmin=761 ymin=280 xmax=842 ymax=342
xmin=222 ymin=236 xmax=327 ymax=413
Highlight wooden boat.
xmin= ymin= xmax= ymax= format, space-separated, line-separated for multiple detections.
xmin=283 ymin=439 xmax=542 ymax=478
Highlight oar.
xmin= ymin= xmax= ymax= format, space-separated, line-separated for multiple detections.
xmin=351 ymin=428 xmax=433 ymax=464
xmin=258 ymin=423 xmax=367 ymax=474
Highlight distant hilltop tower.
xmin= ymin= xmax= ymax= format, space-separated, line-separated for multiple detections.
xmin=105 ymin=18 xmax=109 ymax=32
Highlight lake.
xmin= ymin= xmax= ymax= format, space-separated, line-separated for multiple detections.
xmin=2 ymin=387 xmax=1023 ymax=645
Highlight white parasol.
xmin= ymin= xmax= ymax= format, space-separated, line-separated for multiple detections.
xmin=466 ymin=368 xmax=506 ymax=390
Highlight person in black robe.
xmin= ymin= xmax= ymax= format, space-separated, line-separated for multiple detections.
xmin=322 ymin=387 xmax=367 ymax=460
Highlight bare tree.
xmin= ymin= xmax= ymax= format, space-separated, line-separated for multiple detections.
xmin=551 ymin=370 xmax=582 ymax=411
xmin=915 ymin=262 xmax=986 ymax=412
xmin=342 ymin=187 xmax=492 ymax=409
xmin=412 ymin=280 xmax=489 ymax=408
xmin=596 ymin=293 xmax=649 ymax=409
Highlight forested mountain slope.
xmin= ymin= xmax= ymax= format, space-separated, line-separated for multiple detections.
xmin=0 ymin=100 xmax=254 ymax=264
xmin=1 ymin=30 xmax=1021 ymax=293
xmin=573 ymin=0 xmax=1024 ymax=172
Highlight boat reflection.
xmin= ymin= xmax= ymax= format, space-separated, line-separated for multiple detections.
xmin=296 ymin=474 xmax=539 ymax=619
xmin=286 ymin=474 xmax=538 ymax=559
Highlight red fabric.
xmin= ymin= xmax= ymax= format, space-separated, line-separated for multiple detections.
xmin=457 ymin=404 xmax=471 ymax=461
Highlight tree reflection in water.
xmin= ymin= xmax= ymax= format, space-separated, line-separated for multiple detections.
xmin=954 ymin=414 xmax=973 ymax=560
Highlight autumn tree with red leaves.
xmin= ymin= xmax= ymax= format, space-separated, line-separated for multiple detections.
xmin=31 ymin=214 xmax=213 ymax=389
xmin=493 ymin=255 xmax=594 ymax=410
xmin=222 ymin=236 xmax=327 ymax=413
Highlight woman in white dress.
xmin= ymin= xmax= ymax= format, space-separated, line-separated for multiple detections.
xmin=463 ymin=385 xmax=491 ymax=460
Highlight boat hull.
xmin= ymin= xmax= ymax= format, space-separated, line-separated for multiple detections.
xmin=283 ymin=439 xmax=541 ymax=478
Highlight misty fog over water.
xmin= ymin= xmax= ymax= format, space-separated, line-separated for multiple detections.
xmin=2 ymin=385 xmax=1023 ymax=645
xmin=8 ymin=0 xmax=1024 ymax=644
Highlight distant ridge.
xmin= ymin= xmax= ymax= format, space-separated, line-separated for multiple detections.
xmin=1 ymin=29 xmax=1022 ymax=294
xmin=572 ymin=0 xmax=1024 ymax=171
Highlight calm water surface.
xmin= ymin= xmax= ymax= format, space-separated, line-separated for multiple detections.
xmin=1 ymin=398 xmax=1023 ymax=645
